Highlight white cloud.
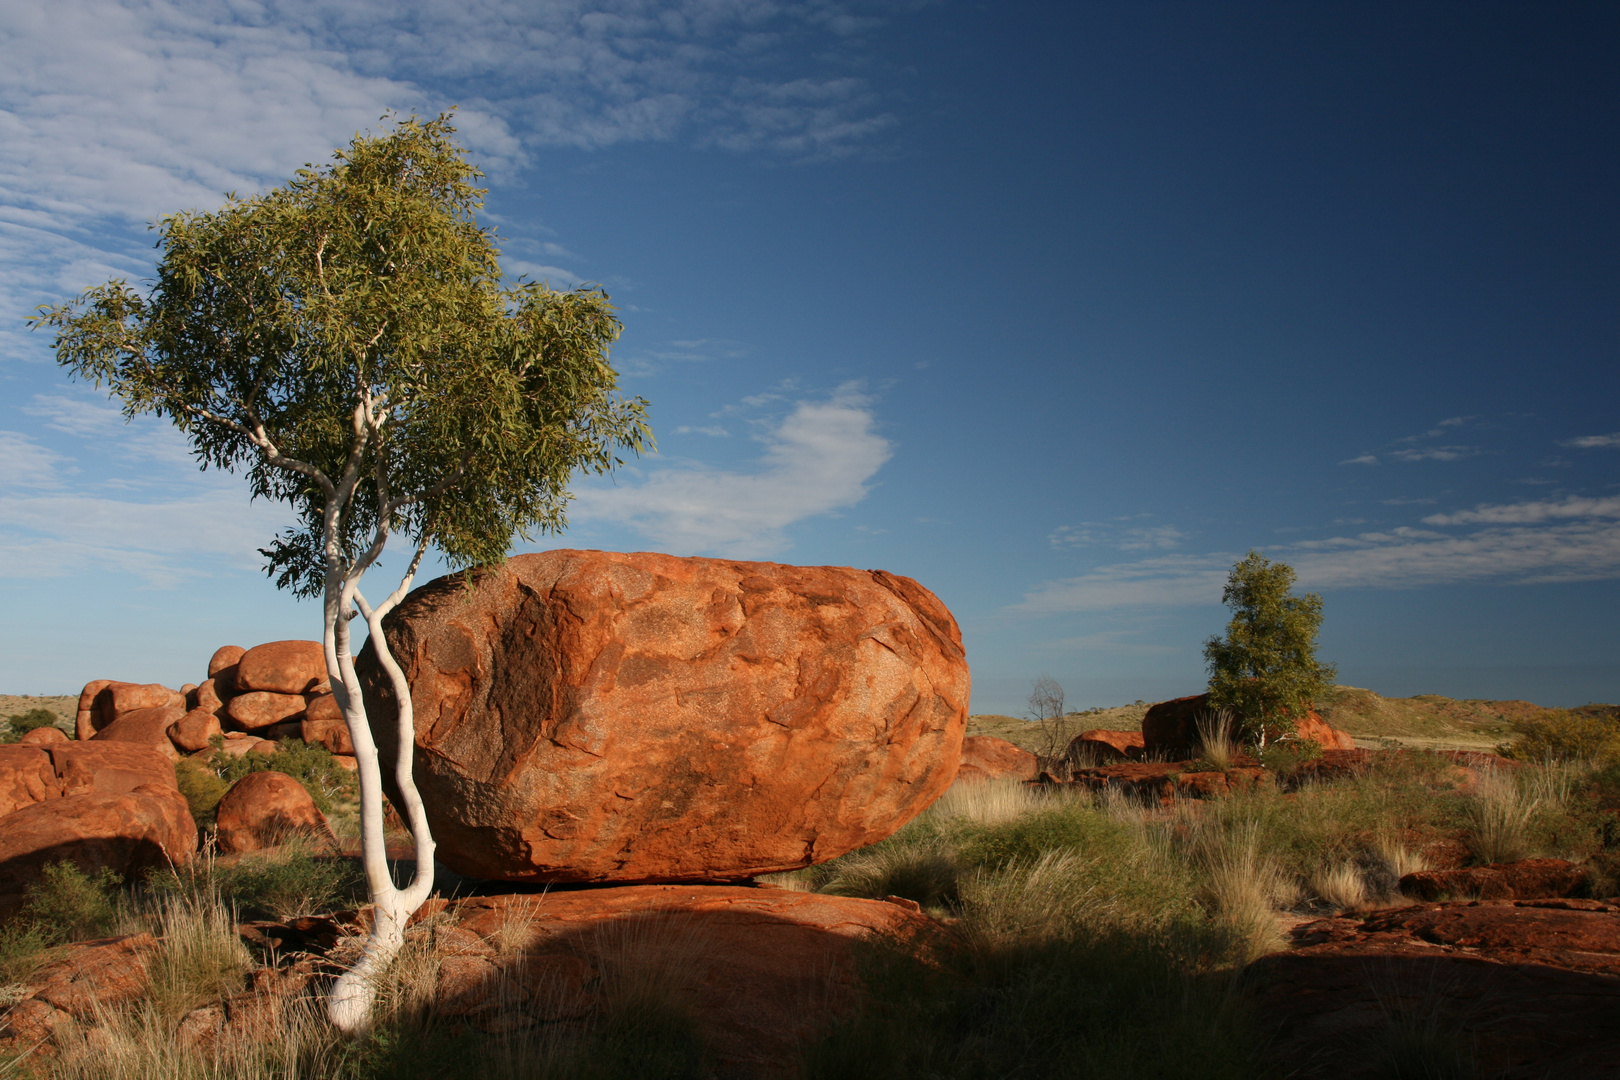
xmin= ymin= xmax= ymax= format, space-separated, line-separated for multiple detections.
xmin=1387 ymin=445 xmax=1477 ymax=463
xmin=1015 ymin=511 xmax=1620 ymax=613
xmin=569 ymin=384 xmax=892 ymax=557
xmin=1422 ymin=496 xmax=1620 ymax=526
xmin=1566 ymin=432 xmax=1620 ymax=449
xmin=1340 ymin=453 xmax=1379 ymax=465
xmin=0 ymin=431 xmax=69 ymax=489
xmin=673 ymin=425 xmax=730 ymax=436
xmin=1049 ymin=522 xmax=1185 ymax=551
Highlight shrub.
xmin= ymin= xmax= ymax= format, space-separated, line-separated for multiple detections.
xmin=1466 ymin=769 xmax=1539 ymax=864
xmin=1499 ymin=709 xmax=1620 ymax=765
xmin=1258 ymin=738 xmax=1323 ymax=778
xmin=23 ymin=861 xmax=123 ymax=942
xmin=818 ymin=839 xmax=961 ymax=911
xmin=150 ymin=842 xmax=363 ymax=919
xmin=204 ymin=737 xmax=357 ymax=814
xmin=2 ymin=707 xmax=60 ymax=743
xmin=174 ymin=758 xmax=230 ymax=829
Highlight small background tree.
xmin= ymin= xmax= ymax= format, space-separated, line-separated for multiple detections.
xmin=32 ymin=113 xmax=650 ymax=1032
xmin=1027 ymin=675 xmax=1075 ymax=775
xmin=1203 ymin=551 xmax=1336 ymax=746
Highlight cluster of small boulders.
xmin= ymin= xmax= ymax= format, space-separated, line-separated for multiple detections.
xmin=74 ymin=640 xmax=355 ymax=769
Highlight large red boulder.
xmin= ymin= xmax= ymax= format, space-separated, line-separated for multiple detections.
xmin=167 ymin=708 xmax=223 ymax=753
xmin=74 ymin=681 xmax=182 ymax=740
xmin=234 ymin=641 xmax=328 ymax=696
xmin=90 ymin=705 xmax=185 ymax=760
xmin=359 ymin=550 xmax=969 ymax=884
xmin=207 ymin=645 xmax=246 ymax=691
xmin=437 ymin=884 xmax=935 ymax=1074
xmin=19 ymin=726 xmax=69 ymax=746
xmin=214 ymin=771 xmax=332 ymax=854
xmin=955 ymin=736 xmax=1039 ymax=783
xmin=226 ymin=691 xmax=309 ymax=731
xmin=300 ymin=694 xmax=353 ymax=754
xmin=1065 ymin=728 xmax=1144 ymax=764
xmin=0 ymin=744 xmax=195 ymax=917
xmin=0 ymin=746 xmax=60 ymax=816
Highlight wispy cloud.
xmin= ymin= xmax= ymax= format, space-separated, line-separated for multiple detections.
xmin=1422 ymin=496 xmax=1620 ymax=526
xmin=1565 ymin=432 xmax=1620 ymax=449
xmin=569 ymin=384 xmax=892 ymax=557
xmin=1341 ymin=417 xmax=1481 ymax=465
xmin=1050 ymin=522 xmax=1185 ymax=551
xmin=1 ymin=0 xmax=910 ymax=361
xmin=1015 ymin=497 xmax=1620 ymax=613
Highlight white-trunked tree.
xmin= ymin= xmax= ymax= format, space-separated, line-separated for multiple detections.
xmin=33 ymin=114 xmax=650 ymax=1033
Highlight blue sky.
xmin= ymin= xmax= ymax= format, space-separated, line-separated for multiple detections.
xmin=2 ymin=2 xmax=1616 ymax=712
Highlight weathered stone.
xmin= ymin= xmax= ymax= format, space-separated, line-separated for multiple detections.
xmin=1066 ymin=728 xmax=1144 ymax=765
xmin=1142 ymin=692 xmax=1352 ymax=756
xmin=235 ymin=641 xmax=328 ymax=695
xmin=444 ymin=884 xmax=936 ymax=1073
xmin=26 ymin=934 xmax=158 ymax=1016
xmin=167 ymin=708 xmax=224 ymax=753
xmin=360 ymin=550 xmax=969 ymax=884
xmin=0 ymin=789 xmax=194 ymax=917
xmin=75 ymin=679 xmax=113 ymax=740
xmin=300 ymin=694 xmax=353 ymax=754
xmin=955 ymin=736 xmax=1039 ymax=783
xmin=48 ymin=742 xmax=177 ymax=797
xmin=1400 ymin=858 xmax=1592 ymax=902
xmin=90 ymin=705 xmax=184 ymax=760
xmin=226 ymin=691 xmax=308 ymax=731
xmin=214 ymin=771 xmax=332 ymax=854
xmin=19 ymin=725 xmax=69 ymax=746
xmin=1069 ymin=760 xmax=1269 ymax=804
xmin=104 ymin=682 xmax=183 ymax=722
xmin=0 ymin=745 xmax=59 ymax=816
xmin=1252 ymin=899 xmax=1620 ymax=1078
xmin=208 ymin=645 xmax=246 ymax=693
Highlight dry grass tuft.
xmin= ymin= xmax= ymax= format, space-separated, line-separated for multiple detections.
xmin=145 ymin=894 xmax=252 ymax=1020
xmin=1192 ymin=820 xmax=1293 ymax=963
xmin=1467 ymin=768 xmax=1540 ymax=864
xmin=1197 ymin=708 xmax=1239 ymax=771
xmin=1309 ymin=862 xmax=1371 ymax=913
xmin=926 ymin=778 xmax=1052 ymax=827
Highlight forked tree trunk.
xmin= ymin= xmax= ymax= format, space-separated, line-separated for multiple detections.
xmin=322 ymin=557 xmax=437 ymax=1034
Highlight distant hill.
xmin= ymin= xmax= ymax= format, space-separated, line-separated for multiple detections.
xmin=0 ymin=694 xmax=76 ymax=731
xmin=968 ymin=686 xmax=1618 ymax=753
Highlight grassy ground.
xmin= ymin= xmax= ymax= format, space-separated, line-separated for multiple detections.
xmin=969 ymin=686 xmax=1613 ymax=755
xmin=0 ymin=695 xmax=76 ymax=732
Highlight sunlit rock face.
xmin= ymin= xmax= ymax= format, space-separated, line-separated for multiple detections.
xmin=360 ymin=549 xmax=970 ymax=884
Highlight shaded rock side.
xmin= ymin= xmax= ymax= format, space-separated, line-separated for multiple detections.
xmin=955 ymin=736 xmax=1038 ymax=783
xmin=1142 ymin=692 xmax=1353 ymax=756
xmin=359 ymin=549 xmax=970 ymax=884
xmin=1066 ymin=728 xmax=1144 ymax=764
xmin=1399 ymin=858 xmax=1591 ymax=902
xmin=435 ymin=884 xmax=936 ymax=1077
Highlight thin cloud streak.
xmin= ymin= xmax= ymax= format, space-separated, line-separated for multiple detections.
xmin=569 ymin=385 xmax=892 ymax=557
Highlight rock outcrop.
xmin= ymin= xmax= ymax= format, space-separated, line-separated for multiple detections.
xmin=213 ymin=771 xmax=333 ymax=854
xmin=1141 ymin=692 xmax=1353 ymax=756
xmin=1065 ymin=728 xmax=1144 ymax=764
xmin=359 ymin=550 xmax=970 ymax=884
xmin=1399 ymin=857 xmax=1591 ymax=901
xmin=955 ymin=736 xmax=1039 ymax=783
xmin=0 ymin=743 xmax=195 ymax=917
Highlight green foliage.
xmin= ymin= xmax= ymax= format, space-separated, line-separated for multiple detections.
xmin=1 ymin=707 xmax=60 ymax=743
xmin=31 ymin=112 xmax=650 ymax=599
xmin=150 ymin=843 xmax=363 ymax=920
xmin=174 ymin=758 xmax=230 ymax=829
xmin=1498 ymin=709 xmax=1620 ymax=764
xmin=1204 ymin=551 xmax=1337 ymax=744
xmin=1257 ymin=737 xmax=1324 ymax=777
xmin=23 ymin=861 xmax=124 ymax=942
xmin=206 ymin=738 xmax=357 ymax=815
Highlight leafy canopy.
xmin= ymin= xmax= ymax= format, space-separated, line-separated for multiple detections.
xmin=1203 ymin=551 xmax=1337 ymax=742
xmin=34 ymin=113 xmax=650 ymax=596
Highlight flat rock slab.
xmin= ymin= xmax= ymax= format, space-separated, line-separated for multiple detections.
xmin=424 ymin=884 xmax=936 ymax=1078
xmin=1250 ymin=899 xmax=1620 ymax=1078
xmin=359 ymin=550 xmax=970 ymax=883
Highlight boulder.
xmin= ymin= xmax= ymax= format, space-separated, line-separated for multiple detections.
xmin=1069 ymin=760 xmax=1269 ymax=804
xmin=234 ymin=641 xmax=328 ymax=696
xmin=0 ymin=781 xmax=195 ymax=917
xmin=955 ymin=736 xmax=1039 ymax=783
xmin=359 ymin=550 xmax=969 ymax=884
xmin=227 ymin=691 xmax=309 ymax=731
xmin=191 ymin=677 xmax=229 ymax=715
xmin=201 ymin=737 xmax=278 ymax=761
xmin=300 ymin=694 xmax=353 ymax=754
xmin=19 ymin=726 xmax=69 ymax=746
xmin=439 ymin=884 xmax=935 ymax=1074
xmin=1399 ymin=858 xmax=1591 ymax=902
xmin=74 ymin=679 xmax=113 ymax=740
xmin=167 ymin=708 xmax=223 ymax=753
xmin=207 ymin=645 xmax=246 ymax=692
xmin=0 ymin=746 xmax=60 ymax=816
xmin=1141 ymin=692 xmax=1353 ymax=756
xmin=1066 ymin=728 xmax=1144 ymax=764
xmin=90 ymin=705 xmax=185 ymax=760
xmin=214 ymin=771 xmax=332 ymax=854
xmin=21 ymin=933 xmax=158 ymax=1017
xmin=48 ymin=742 xmax=179 ymax=797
